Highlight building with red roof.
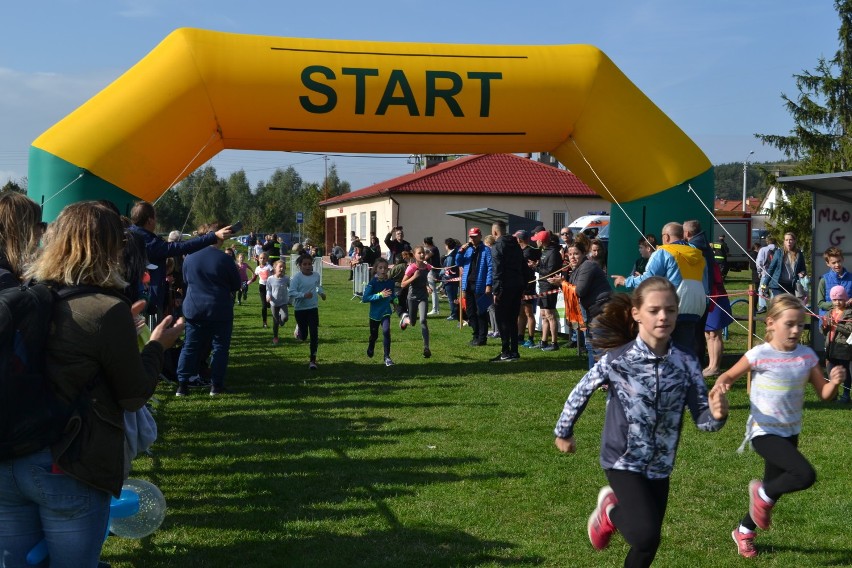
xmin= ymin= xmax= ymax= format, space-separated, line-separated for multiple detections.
xmin=320 ymin=153 xmax=609 ymax=253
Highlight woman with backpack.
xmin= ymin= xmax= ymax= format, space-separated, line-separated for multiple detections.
xmin=0 ymin=192 xmax=43 ymax=289
xmin=0 ymin=202 xmax=185 ymax=567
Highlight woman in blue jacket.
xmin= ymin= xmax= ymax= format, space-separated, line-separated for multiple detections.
xmin=762 ymin=232 xmax=807 ymax=298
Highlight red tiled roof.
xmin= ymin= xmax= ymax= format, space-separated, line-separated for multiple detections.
xmin=714 ymin=198 xmax=761 ymax=214
xmin=320 ymin=153 xmax=597 ymax=206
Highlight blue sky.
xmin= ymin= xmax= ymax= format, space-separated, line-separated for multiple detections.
xmin=0 ymin=1 xmax=841 ymax=191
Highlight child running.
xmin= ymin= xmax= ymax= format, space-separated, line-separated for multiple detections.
xmin=250 ymin=252 xmax=273 ymax=328
xmin=266 ymin=259 xmax=290 ymax=346
xmin=554 ymin=276 xmax=728 ymax=567
xmin=711 ymin=293 xmax=846 ymax=559
xmin=289 ymin=255 xmax=326 ymax=369
xmin=401 ymin=245 xmax=433 ymax=358
xmin=362 ymin=258 xmax=396 ymax=366
xmin=390 ymin=250 xmax=413 ymax=327
xmin=236 ymin=252 xmax=251 ymax=305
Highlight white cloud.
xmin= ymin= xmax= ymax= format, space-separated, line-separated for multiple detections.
xmin=0 ymin=67 xmax=117 ymax=182
xmin=116 ymin=0 xmax=161 ymax=18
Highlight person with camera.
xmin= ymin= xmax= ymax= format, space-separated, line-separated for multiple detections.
xmin=384 ymin=226 xmax=412 ymax=265
xmin=456 ymin=227 xmax=493 ymax=346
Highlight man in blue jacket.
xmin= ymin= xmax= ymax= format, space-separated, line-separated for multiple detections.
xmin=456 ymin=227 xmax=493 ymax=346
xmin=175 ymin=223 xmax=241 ymax=397
xmin=612 ymin=222 xmax=707 ymax=354
xmin=129 ymin=201 xmax=233 ymax=324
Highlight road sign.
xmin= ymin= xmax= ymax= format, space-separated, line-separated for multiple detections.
xmin=296 ymin=212 xmax=304 ymax=224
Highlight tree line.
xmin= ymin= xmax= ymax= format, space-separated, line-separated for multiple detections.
xmin=5 ymin=0 xmax=852 ymax=265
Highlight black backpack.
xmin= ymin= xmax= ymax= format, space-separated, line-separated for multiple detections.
xmin=763 ymin=247 xmax=776 ymax=271
xmin=0 ymin=282 xmax=96 ymax=460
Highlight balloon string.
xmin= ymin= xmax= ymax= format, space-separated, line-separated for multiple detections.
xmin=160 ymin=131 xmax=223 ymax=235
xmin=568 ymin=137 xmax=761 ymax=342
xmin=568 ymin=137 xmax=655 ymax=249
xmin=686 ymin=185 xmax=820 ymax=320
xmin=41 ymin=173 xmax=84 ymax=205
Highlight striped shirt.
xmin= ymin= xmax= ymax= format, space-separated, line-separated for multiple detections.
xmin=744 ymin=342 xmax=818 ymax=441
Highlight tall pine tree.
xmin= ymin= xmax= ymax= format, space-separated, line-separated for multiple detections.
xmin=754 ymin=0 xmax=852 ymax=263
xmin=757 ymin=0 xmax=852 ymax=174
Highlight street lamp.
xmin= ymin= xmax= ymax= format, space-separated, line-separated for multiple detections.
xmin=742 ymin=150 xmax=755 ymax=213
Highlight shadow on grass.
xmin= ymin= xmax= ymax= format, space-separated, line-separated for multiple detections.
xmin=110 ymin=524 xmax=544 ymax=567
xmin=752 ymin=542 xmax=852 ymax=566
xmin=127 ymin=362 xmax=531 ymax=567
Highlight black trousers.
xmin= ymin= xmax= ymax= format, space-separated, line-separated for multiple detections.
xmin=740 ymin=434 xmax=815 ymax=530
xmin=464 ymin=288 xmax=489 ymax=343
xmin=495 ymin=287 xmax=522 ymax=354
xmin=606 ymin=469 xmax=670 ymax=568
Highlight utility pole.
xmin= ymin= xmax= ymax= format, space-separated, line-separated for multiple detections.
xmin=742 ymin=150 xmax=754 ymax=213
xmin=323 ymin=155 xmax=329 ymax=200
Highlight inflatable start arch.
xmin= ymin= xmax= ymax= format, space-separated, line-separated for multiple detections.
xmin=28 ymin=28 xmax=714 ymax=272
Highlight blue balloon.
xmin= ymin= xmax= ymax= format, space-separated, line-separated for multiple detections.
xmin=109 ymin=478 xmax=167 ymax=539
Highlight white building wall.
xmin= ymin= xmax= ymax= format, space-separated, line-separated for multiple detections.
xmin=326 ymin=194 xmax=609 ymax=247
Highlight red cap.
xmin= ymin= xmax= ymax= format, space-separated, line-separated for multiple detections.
xmin=531 ymin=230 xmax=551 ymax=243
xmin=468 ymin=227 xmax=482 ymax=237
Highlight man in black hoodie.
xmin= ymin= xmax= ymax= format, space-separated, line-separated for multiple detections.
xmin=490 ymin=221 xmax=526 ymax=361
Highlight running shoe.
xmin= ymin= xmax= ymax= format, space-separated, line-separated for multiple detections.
xmin=587 ymin=486 xmax=618 ymax=550
xmin=731 ymin=529 xmax=758 ymax=558
xmin=749 ymin=480 xmax=773 ymax=530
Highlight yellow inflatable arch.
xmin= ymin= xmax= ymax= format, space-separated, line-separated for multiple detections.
xmin=28 ymin=28 xmax=714 ymax=271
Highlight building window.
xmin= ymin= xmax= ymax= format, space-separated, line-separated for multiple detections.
xmin=350 ymin=213 xmax=357 ymax=238
xmin=370 ymin=211 xmax=377 ymax=236
xmin=359 ymin=212 xmax=367 ymax=240
xmin=553 ymin=211 xmax=566 ymax=232
xmin=524 ymin=210 xmax=540 ymax=222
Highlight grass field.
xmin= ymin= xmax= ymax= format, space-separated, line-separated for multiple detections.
xmin=102 ymin=266 xmax=852 ymax=567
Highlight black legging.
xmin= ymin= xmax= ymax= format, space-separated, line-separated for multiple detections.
xmin=258 ymin=283 xmax=269 ymax=325
xmin=368 ymin=317 xmax=392 ymax=358
xmin=294 ymin=307 xmax=320 ymax=361
xmin=606 ymin=469 xmax=670 ymax=568
xmin=740 ymin=434 xmax=815 ymax=531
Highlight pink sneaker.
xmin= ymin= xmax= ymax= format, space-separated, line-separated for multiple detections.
xmin=749 ymin=480 xmax=773 ymax=530
xmin=400 ymin=314 xmax=410 ymax=330
xmin=731 ymin=529 xmax=758 ymax=558
xmin=587 ymin=486 xmax=618 ymax=550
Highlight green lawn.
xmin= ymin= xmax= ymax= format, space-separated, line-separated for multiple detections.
xmin=102 ymin=267 xmax=852 ymax=567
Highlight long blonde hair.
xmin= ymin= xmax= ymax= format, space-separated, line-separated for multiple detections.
xmin=26 ymin=201 xmax=127 ymax=289
xmin=0 ymin=192 xmax=42 ymax=279
xmin=764 ymin=293 xmax=804 ymax=343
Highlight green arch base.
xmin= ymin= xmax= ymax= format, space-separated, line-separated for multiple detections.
xmin=29 ymin=147 xmax=138 ymax=221
xmin=608 ymin=167 xmax=715 ymax=283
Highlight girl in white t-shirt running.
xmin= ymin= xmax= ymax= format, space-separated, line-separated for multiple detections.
xmin=249 ymin=252 xmax=273 ymax=328
xmin=712 ymin=294 xmax=845 ymax=559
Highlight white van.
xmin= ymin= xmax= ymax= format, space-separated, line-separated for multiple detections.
xmin=567 ymin=214 xmax=610 ymax=239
